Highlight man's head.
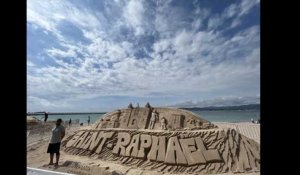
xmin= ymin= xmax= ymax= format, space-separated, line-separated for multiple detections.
xmin=56 ymin=118 xmax=63 ymax=126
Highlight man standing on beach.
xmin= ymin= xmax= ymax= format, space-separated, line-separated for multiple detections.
xmin=44 ymin=112 xmax=48 ymax=122
xmin=47 ymin=119 xmax=65 ymax=167
xmin=87 ymin=116 xmax=90 ymax=126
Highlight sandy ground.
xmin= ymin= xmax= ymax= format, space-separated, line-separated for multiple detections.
xmin=27 ymin=121 xmax=260 ymax=175
xmin=213 ymin=122 xmax=260 ymax=144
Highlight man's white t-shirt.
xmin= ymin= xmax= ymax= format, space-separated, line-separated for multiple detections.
xmin=49 ymin=125 xmax=65 ymax=144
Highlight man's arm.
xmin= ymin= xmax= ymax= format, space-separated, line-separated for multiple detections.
xmin=61 ymin=127 xmax=65 ymax=140
xmin=61 ymin=132 xmax=65 ymax=140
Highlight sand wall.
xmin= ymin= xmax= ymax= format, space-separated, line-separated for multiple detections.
xmin=62 ymin=128 xmax=260 ymax=174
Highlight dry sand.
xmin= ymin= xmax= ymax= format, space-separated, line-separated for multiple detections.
xmin=27 ymin=121 xmax=260 ymax=175
xmin=213 ymin=122 xmax=260 ymax=144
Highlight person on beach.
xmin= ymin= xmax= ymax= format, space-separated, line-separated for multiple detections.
xmin=47 ymin=118 xmax=65 ymax=167
xmin=251 ymin=118 xmax=254 ymax=123
xmin=44 ymin=112 xmax=48 ymax=122
xmin=68 ymin=118 xmax=72 ymax=127
xmin=87 ymin=116 xmax=90 ymax=126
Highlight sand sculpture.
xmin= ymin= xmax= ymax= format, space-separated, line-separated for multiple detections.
xmin=62 ymin=103 xmax=260 ymax=174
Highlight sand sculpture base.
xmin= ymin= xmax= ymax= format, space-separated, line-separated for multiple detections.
xmin=62 ymin=128 xmax=260 ymax=174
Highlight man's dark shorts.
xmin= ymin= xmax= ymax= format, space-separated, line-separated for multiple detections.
xmin=47 ymin=142 xmax=61 ymax=154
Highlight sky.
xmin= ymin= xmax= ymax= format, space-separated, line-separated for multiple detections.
xmin=27 ymin=0 xmax=260 ymax=112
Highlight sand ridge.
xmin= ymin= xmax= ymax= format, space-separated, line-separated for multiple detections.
xmin=27 ymin=121 xmax=260 ymax=175
xmin=213 ymin=122 xmax=260 ymax=143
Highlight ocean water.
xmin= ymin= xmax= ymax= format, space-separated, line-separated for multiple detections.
xmin=192 ymin=110 xmax=260 ymax=123
xmin=32 ymin=113 xmax=103 ymax=124
xmin=31 ymin=109 xmax=260 ymax=124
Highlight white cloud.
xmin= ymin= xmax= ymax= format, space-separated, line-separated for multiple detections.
xmin=27 ymin=0 xmax=260 ymax=111
xmin=46 ymin=48 xmax=77 ymax=58
xmin=207 ymin=15 xmax=223 ymax=30
xmin=27 ymin=0 xmax=105 ymax=43
xmin=28 ymin=96 xmax=70 ymax=109
xmin=27 ymin=61 xmax=35 ymax=67
xmin=206 ymin=0 xmax=260 ymax=30
xmin=123 ymin=0 xmax=145 ymax=36
xmin=29 ymin=25 xmax=260 ymax=101
xmin=171 ymin=96 xmax=260 ymax=108
xmin=239 ymin=0 xmax=260 ymax=17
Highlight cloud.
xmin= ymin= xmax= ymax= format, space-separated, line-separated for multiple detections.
xmin=28 ymin=96 xmax=70 ymax=109
xmin=27 ymin=61 xmax=35 ymax=67
xmin=207 ymin=0 xmax=260 ymax=30
xmin=27 ymin=0 xmax=260 ymax=112
xmin=171 ymin=95 xmax=260 ymax=108
xmin=46 ymin=47 xmax=78 ymax=58
xmin=123 ymin=0 xmax=146 ymax=36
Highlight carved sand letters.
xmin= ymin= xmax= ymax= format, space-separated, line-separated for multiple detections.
xmin=62 ymin=106 xmax=259 ymax=173
xmin=66 ymin=131 xmax=115 ymax=154
xmin=112 ymin=132 xmax=131 ymax=156
xmin=66 ymin=131 xmax=85 ymax=148
xmin=147 ymin=135 xmax=166 ymax=162
xmin=137 ymin=134 xmax=152 ymax=159
xmin=179 ymin=137 xmax=206 ymax=165
xmin=65 ymin=131 xmax=222 ymax=166
xmin=165 ymin=136 xmax=187 ymax=165
xmin=95 ymin=132 xmax=115 ymax=154
xmin=125 ymin=134 xmax=140 ymax=157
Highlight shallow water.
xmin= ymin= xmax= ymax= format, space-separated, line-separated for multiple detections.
xmin=193 ymin=110 xmax=260 ymax=123
xmin=31 ymin=109 xmax=260 ymax=124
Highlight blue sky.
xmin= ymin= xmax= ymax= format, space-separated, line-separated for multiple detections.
xmin=27 ymin=0 xmax=260 ymax=112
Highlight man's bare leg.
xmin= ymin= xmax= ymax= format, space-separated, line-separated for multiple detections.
xmin=49 ymin=154 xmax=54 ymax=165
xmin=55 ymin=153 xmax=60 ymax=166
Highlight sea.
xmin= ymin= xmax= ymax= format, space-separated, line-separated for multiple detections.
xmin=30 ymin=109 xmax=260 ymax=124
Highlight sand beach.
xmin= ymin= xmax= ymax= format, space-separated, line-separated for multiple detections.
xmin=27 ymin=115 xmax=260 ymax=175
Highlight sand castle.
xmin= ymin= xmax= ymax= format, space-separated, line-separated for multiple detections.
xmin=61 ymin=103 xmax=260 ymax=174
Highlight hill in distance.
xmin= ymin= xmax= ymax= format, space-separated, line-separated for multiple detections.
xmin=180 ymin=104 xmax=260 ymax=111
